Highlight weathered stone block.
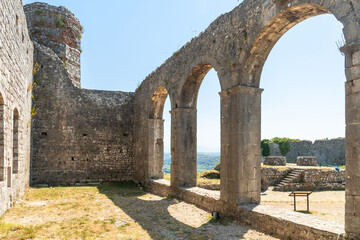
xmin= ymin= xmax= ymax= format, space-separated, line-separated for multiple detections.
xmin=296 ymin=156 xmax=317 ymax=166
xmin=263 ymin=156 xmax=286 ymax=166
xmin=353 ymin=51 xmax=360 ymax=66
xmin=346 ymin=65 xmax=360 ymax=81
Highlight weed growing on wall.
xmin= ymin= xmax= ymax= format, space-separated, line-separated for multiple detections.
xmin=55 ymin=15 xmax=64 ymax=27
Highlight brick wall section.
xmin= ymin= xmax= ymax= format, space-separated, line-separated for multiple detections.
xmin=0 ymin=0 xmax=33 ymax=216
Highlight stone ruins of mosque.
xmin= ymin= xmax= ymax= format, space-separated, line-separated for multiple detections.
xmin=0 ymin=0 xmax=359 ymax=239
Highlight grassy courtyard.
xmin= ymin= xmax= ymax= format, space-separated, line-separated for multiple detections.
xmin=0 ymin=182 xmax=276 ymax=240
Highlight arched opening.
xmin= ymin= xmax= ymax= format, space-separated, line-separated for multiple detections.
xmin=254 ymin=10 xmax=346 ymax=224
xmin=12 ymin=108 xmax=19 ymax=174
xmin=148 ymin=86 xmax=168 ymax=180
xmin=0 ymin=94 xmax=4 ymax=181
xmin=171 ymin=64 xmax=221 ymax=188
xmin=196 ymin=69 xmax=221 ymax=190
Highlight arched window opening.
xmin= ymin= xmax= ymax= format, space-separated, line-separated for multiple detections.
xmin=12 ymin=108 xmax=19 ymax=174
xmin=259 ymin=14 xmax=345 ymax=223
xmin=148 ymin=87 xmax=169 ymax=180
xmin=0 ymin=94 xmax=4 ymax=181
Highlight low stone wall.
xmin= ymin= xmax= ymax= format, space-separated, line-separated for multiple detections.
xmin=264 ymin=156 xmax=286 ymax=166
xmin=146 ymin=180 xmax=345 ymax=240
xmin=275 ymin=168 xmax=346 ymax=191
xmin=297 ymin=157 xmax=318 ymax=166
xmin=261 ymin=167 xmax=290 ymax=190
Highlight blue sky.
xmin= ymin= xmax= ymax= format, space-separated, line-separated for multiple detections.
xmin=23 ymin=0 xmax=346 ymax=152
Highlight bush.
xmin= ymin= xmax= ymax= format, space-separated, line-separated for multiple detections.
xmin=200 ymin=170 xmax=220 ymax=179
xmin=261 ymin=137 xmax=300 ymax=157
xmin=261 ymin=139 xmax=271 ymax=157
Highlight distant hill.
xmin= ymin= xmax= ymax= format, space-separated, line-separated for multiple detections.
xmin=163 ymin=152 xmax=220 ymax=174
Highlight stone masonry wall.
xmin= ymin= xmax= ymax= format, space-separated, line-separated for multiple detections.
xmin=0 ymin=0 xmax=34 ymax=216
xmin=24 ymin=3 xmax=82 ymax=87
xmin=262 ymin=138 xmax=345 ymax=166
xmin=276 ymin=168 xmax=346 ymax=191
xmin=25 ymin=4 xmax=135 ymax=185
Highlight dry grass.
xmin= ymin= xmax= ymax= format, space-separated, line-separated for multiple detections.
xmin=0 ymin=182 xmax=277 ymax=240
xmin=163 ymin=173 xmax=220 ymax=186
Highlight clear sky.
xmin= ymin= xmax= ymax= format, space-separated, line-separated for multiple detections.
xmin=23 ymin=0 xmax=346 ymax=153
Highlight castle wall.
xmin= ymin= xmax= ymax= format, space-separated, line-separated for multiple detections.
xmin=25 ymin=3 xmax=135 ymax=185
xmin=262 ymin=138 xmax=346 ymax=166
xmin=0 ymin=0 xmax=33 ymax=216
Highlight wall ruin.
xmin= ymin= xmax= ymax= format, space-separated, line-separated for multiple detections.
xmin=0 ymin=0 xmax=358 ymax=238
xmin=0 ymin=0 xmax=33 ymax=216
xmin=25 ymin=3 xmax=135 ymax=185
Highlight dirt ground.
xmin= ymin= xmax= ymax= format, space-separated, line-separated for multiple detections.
xmin=0 ymin=182 xmax=278 ymax=240
xmin=261 ymin=188 xmax=345 ymax=223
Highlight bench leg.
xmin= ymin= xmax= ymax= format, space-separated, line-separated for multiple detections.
xmin=294 ymin=195 xmax=296 ymax=211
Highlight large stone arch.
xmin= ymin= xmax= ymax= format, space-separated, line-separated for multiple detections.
xmin=134 ymin=0 xmax=360 ymax=237
xmin=239 ymin=1 xmax=359 ymax=87
xmin=171 ymin=63 xmax=223 ymax=187
xmin=230 ymin=1 xmax=360 ymax=237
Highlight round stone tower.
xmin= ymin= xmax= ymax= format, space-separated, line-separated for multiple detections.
xmin=24 ymin=2 xmax=82 ymax=87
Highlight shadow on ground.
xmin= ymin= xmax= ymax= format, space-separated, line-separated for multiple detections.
xmin=97 ymin=182 xmax=273 ymax=240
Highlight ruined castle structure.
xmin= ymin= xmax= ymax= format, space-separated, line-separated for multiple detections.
xmin=0 ymin=0 xmax=359 ymax=238
xmin=24 ymin=3 xmax=134 ymax=185
xmin=0 ymin=0 xmax=34 ymax=216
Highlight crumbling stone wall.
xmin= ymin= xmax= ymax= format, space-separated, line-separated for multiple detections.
xmin=263 ymin=138 xmax=345 ymax=165
xmin=24 ymin=3 xmax=82 ymax=87
xmin=25 ymin=3 xmax=135 ymax=185
xmin=0 ymin=0 xmax=33 ymax=216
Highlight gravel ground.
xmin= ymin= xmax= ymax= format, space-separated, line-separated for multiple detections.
xmin=261 ymin=188 xmax=345 ymax=223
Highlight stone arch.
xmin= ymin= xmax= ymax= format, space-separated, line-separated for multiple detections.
xmin=171 ymin=63 xmax=222 ymax=187
xmin=149 ymin=86 xmax=168 ymax=120
xmin=241 ymin=2 xmax=359 ymax=87
xmin=0 ymin=93 xmax=4 ymax=181
xmin=148 ymin=86 xmax=169 ymax=179
xmin=236 ymin=1 xmax=360 ymax=237
xmin=12 ymin=108 xmax=19 ymax=174
xmin=178 ymin=63 xmax=222 ymax=108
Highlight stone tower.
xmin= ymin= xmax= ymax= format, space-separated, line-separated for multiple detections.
xmin=24 ymin=3 xmax=82 ymax=87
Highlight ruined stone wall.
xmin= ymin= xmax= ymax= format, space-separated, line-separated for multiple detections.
xmin=278 ymin=168 xmax=346 ymax=191
xmin=24 ymin=3 xmax=82 ymax=87
xmin=25 ymin=3 xmax=135 ymax=185
xmin=262 ymin=138 xmax=345 ymax=165
xmin=261 ymin=167 xmax=290 ymax=190
xmin=0 ymin=0 xmax=34 ymax=216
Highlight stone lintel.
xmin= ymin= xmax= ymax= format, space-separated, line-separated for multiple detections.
xmin=341 ymin=42 xmax=360 ymax=55
xmin=219 ymin=85 xmax=263 ymax=98
xmin=170 ymin=107 xmax=196 ymax=114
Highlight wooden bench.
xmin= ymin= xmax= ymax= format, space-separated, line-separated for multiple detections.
xmin=289 ymin=191 xmax=313 ymax=212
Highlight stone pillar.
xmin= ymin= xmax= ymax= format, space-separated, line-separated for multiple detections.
xmin=342 ymin=43 xmax=360 ymax=238
xmin=219 ymin=86 xmax=263 ymax=205
xmin=148 ymin=119 xmax=165 ymax=179
xmin=170 ymin=108 xmax=197 ymax=187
